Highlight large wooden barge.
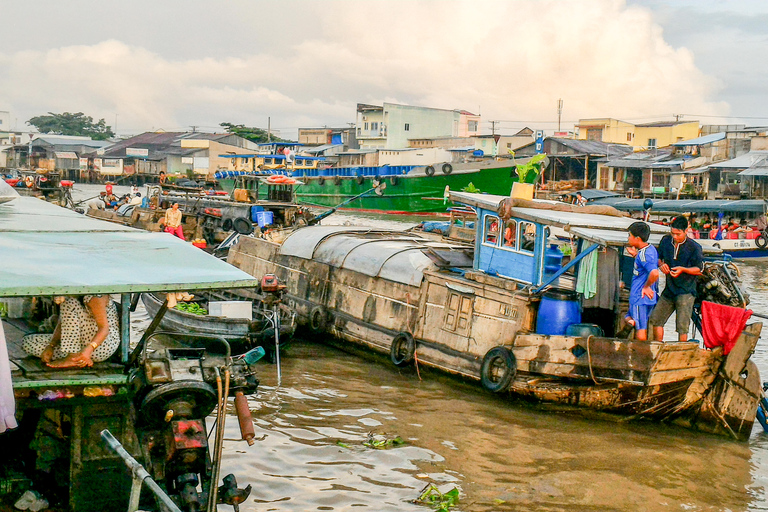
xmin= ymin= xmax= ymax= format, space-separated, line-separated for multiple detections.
xmin=227 ymin=192 xmax=765 ymax=440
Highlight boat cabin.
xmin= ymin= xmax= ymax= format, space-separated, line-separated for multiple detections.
xmin=0 ymin=196 xmax=261 ymax=511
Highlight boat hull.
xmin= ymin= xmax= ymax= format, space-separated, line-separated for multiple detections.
xmin=220 ymin=162 xmax=521 ymax=214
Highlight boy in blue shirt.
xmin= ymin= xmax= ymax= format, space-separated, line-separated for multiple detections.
xmin=625 ymin=222 xmax=659 ymax=341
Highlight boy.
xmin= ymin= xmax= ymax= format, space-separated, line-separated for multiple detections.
xmin=625 ymin=222 xmax=659 ymax=341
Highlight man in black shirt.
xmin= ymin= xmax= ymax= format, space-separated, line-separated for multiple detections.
xmin=648 ymin=216 xmax=703 ymax=342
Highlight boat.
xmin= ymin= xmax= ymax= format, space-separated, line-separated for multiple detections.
xmin=226 ymin=192 xmax=765 ymax=440
xmin=141 ymin=291 xmax=296 ymax=355
xmin=0 ymin=195 xmax=265 ymax=511
xmin=589 ymin=196 xmax=768 ymax=258
xmin=216 ymin=155 xmax=542 ymax=215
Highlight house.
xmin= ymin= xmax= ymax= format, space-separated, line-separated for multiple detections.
xmin=4 ymin=135 xmax=111 ymax=180
xmin=701 ymin=124 xmax=768 ymax=159
xmin=95 ymin=132 xmax=258 ymax=182
xmin=575 ymin=118 xmax=700 ymax=150
xmin=0 ymin=131 xmax=33 ymax=170
xmin=604 ymin=149 xmax=684 ymax=196
xmin=298 ymin=127 xmax=356 ymax=149
xmin=356 ymin=103 xmax=480 ymax=149
xmin=707 ymin=151 xmax=768 ymax=199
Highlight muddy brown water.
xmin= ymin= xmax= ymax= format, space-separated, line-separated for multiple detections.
xmin=73 ymin=184 xmax=768 ymax=511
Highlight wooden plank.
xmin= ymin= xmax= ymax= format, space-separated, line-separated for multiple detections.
xmin=721 ymin=322 xmax=762 ymax=381
xmin=512 ymin=335 xmax=658 ymax=371
xmin=515 ymin=358 xmax=647 ymax=383
xmin=646 ymin=366 xmax=711 ymax=386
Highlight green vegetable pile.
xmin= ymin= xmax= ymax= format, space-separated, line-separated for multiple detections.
xmin=363 ymin=433 xmax=406 ymax=449
xmin=175 ymin=302 xmax=208 ymax=315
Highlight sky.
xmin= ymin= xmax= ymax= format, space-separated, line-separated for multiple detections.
xmin=1 ymin=0 xmax=767 ymax=139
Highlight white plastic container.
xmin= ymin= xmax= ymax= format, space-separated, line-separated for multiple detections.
xmin=208 ymin=301 xmax=252 ymax=321
xmin=0 ymin=297 xmax=33 ymax=319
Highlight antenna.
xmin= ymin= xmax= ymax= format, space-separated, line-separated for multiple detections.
xmin=557 ymin=99 xmax=564 ymax=132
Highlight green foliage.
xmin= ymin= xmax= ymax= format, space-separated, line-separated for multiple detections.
xmin=27 ymin=112 xmax=114 ymax=140
xmin=175 ymin=302 xmax=208 ymax=315
xmin=363 ymin=433 xmax=406 ymax=449
xmin=461 ymin=182 xmax=480 ymax=193
xmin=514 ymin=153 xmax=548 ymax=183
xmin=220 ymin=122 xmax=290 ymax=143
xmin=415 ymin=484 xmax=460 ymax=512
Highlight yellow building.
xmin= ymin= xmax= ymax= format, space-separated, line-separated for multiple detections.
xmin=575 ymin=118 xmax=636 ymax=145
xmin=634 ymin=121 xmax=700 ymax=150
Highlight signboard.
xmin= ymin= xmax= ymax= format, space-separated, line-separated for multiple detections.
xmin=126 ymin=147 xmax=149 ymax=157
xmin=79 ymin=158 xmax=89 ymax=171
xmin=94 ymin=158 xmax=102 ymax=172
xmin=181 ymin=157 xmax=194 ymax=164
xmin=535 ymin=130 xmax=545 ymax=154
xmin=100 ymin=158 xmax=123 ymax=176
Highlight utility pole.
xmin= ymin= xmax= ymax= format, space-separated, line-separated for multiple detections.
xmin=190 ymin=125 xmax=197 ymax=133
xmin=557 ymin=99 xmax=564 ymax=132
xmin=267 ymin=117 xmax=271 ymax=143
xmin=490 ymin=120 xmax=499 ymax=135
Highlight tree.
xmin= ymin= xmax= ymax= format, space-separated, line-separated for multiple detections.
xmin=27 ymin=112 xmax=115 ymax=140
xmin=219 ymin=122 xmax=290 ymax=143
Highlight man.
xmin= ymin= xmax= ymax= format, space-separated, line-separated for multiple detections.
xmin=164 ymin=203 xmax=185 ymax=240
xmin=648 ymin=216 xmax=703 ymax=342
xmin=85 ymin=191 xmax=107 ymax=211
xmin=625 ymin=222 xmax=659 ymax=341
xmin=575 ymin=192 xmax=586 ymax=207
xmin=129 ymin=192 xmax=142 ymax=206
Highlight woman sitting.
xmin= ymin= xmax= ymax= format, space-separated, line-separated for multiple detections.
xmin=22 ymin=295 xmax=120 ymax=369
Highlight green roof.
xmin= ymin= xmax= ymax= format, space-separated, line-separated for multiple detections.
xmin=0 ymin=197 xmax=259 ymax=296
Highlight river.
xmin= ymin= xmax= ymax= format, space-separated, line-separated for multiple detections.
xmin=74 ymin=184 xmax=767 ymax=511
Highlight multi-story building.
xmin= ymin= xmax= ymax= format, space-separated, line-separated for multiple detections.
xmin=355 ymin=103 xmax=480 ymax=149
xmin=576 ymin=118 xmax=700 ymax=150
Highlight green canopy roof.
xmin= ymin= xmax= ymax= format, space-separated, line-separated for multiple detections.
xmin=0 ymin=197 xmax=259 ymax=297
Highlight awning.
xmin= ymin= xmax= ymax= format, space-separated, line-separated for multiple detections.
xmin=738 ymin=167 xmax=768 ymax=177
xmin=0 ymin=197 xmax=259 ymax=296
xmin=55 ymin=152 xmax=78 ymax=159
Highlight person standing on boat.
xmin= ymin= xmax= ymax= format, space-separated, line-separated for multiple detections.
xmin=575 ymin=192 xmax=587 ymax=207
xmin=625 ymin=222 xmax=659 ymax=341
xmin=164 ymin=202 xmax=185 ymax=240
xmin=649 ymin=216 xmax=703 ymax=342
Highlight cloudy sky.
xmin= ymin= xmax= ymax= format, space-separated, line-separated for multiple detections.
xmin=1 ymin=0 xmax=767 ymax=139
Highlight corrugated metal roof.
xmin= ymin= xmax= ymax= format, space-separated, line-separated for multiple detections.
xmin=590 ymin=197 xmax=767 ymax=214
xmin=279 ymin=226 xmax=449 ymax=287
xmin=606 ymin=149 xmax=674 ymax=168
xmin=547 ymin=138 xmax=633 ymax=156
xmin=32 ymin=135 xmax=110 ymax=148
xmin=671 ymin=132 xmax=726 ymax=146
xmin=709 ymin=151 xmax=768 ymax=169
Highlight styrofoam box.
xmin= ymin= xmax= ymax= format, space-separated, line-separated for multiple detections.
xmin=208 ymin=301 xmax=252 ymax=321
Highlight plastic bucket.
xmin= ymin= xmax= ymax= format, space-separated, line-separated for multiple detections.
xmin=535 ymin=289 xmax=581 ymax=335
xmin=255 ymin=211 xmax=274 ymax=227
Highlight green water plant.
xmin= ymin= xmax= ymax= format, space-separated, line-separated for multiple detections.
xmin=461 ymin=182 xmax=480 ymax=193
xmin=363 ymin=433 xmax=405 ymax=449
xmin=415 ymin=483 xmax=460 ymax=512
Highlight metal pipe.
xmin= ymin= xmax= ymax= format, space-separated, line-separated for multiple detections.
xmin=274 ymin=306 xmax=281 ymax=387
xmin=120 ymin=293 xmax=131 ymax=363
xmin=100 ymin=429 xmax=182 ymax=512
xmin=532 ymin=242 xmax=599 ymax=295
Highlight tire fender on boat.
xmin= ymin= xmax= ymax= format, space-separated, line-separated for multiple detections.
xmin=233 ymin=217 xmax=254 ymax=235
xmin=425 ymin=165 xmax=435 ymax=177
xmin=222 ymin=218 xmax=234 ymax=232
xmin=334 ymin=175 xmax=342 ymax=186
xmin=389 ymin=176 xmax=399 ymax=186
xmin=356 ymin=175 xmax=365 ymax=185
xmin=318 ymin=176 xmax=325 ymax=186
xmin=390 ymin=332 xmax=415 ymax=367
xmin=756 ymin=234 xmax=768 ymax=249
xmin=309 ymin=306 xmax=328 ymax=332
xmin=480 ymin=346 xmax=516 ymax=393
xmin=442 ymin=163 xmax=453 ymax=174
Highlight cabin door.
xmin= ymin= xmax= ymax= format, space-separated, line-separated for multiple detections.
xmin=443 ymin=291 xmax=473 ymax=336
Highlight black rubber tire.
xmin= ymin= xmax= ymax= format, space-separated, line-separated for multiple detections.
xmin=222 ymin=218 xmax=233 ymax=231
xmin=233 ymin=217 xmax=254 ymax=235
xmin=425 ymin=165 xmax=435 ymax=177
xmin=389 ymin=176 xmax=399 ymax=186
xmin=442 ymin=163 xmax=453 ymax=174
xmin=390 ymin=332 xmax=415 ymax=367
xmin=309 ymin=306 xmax=328 ymax=332
xmin=356 ymin=175 xmax=365 ymax=185
xmin=334 ymin=175 xmax=342 ymax=186
xmin=757 ymin=234 xmax=768 ymax=249
xmin=318 ymin=176 xmax=325 ymax=186
xmin=480 ymin=346 xmax=516 ymax=393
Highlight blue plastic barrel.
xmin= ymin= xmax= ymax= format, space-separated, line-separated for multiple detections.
xmin=536 ymin=289 xmax=581 ymax=335
xmin=250 ymin=205 xmax=264 ymax=222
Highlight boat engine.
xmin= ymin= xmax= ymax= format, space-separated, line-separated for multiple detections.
xmin=696 ymin=260 xmax=749 ymax=308
xmin=130 ymin=334 xmax=258 ymax=512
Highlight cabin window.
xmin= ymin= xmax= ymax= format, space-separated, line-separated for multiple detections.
xmin=264 ymin=158 xmax=273 ymax=165
xmin=372 ymin=122 xmax=379 ymax=131
xmin=443 ymin=292 xmax=473 ymax=335
xmin=503 ymin=220 xmax=517 ymax=249
xmin=519 ymin=221 xmax=536 ymax=252
xmin=648 ymin=138 xmax=657 ymax=149
xmin=484 ymin=215 xmax=500 ymax=245
xmin=404 ymin=123 xmax=410 ymax=131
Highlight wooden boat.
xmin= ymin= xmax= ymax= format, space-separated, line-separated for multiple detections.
xmin=227 ymin=192 xmax=764 ymax=440
xmin=141 ymin=291 xmax=296 ymax=354
xmin=1 ymin=196 xmax=261 ymax=511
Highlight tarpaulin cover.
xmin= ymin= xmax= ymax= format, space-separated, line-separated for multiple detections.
xmin=701 ymin=301 xmax=753 ymax=355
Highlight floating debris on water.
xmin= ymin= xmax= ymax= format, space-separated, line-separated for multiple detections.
xmin=414 ymin=483 xmax=461 ymax=511
xmin=363 ymin=432 xmax=406 ymax=449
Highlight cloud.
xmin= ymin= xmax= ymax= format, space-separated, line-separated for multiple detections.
xmin=0 ymin=0 xmax=728 ymax=138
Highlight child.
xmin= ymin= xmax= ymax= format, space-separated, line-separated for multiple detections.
xmin=625 ymin=222 xmax=659 ymax=341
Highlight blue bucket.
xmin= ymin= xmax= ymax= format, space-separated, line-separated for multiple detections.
xmin=255 ymin=210 xmax=274 ymax=227
xmin=536 ymin=289 xmax=581 ymax=335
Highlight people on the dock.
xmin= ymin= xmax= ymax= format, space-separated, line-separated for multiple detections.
xmin=164 ymin=202 xmax=185 ymax=240
xmin=22 ymin=295 xmax=120 ymax=368
xmin=648 ymin=216 xmax=703 ymax=343
xmin=625 ymin=222 xmax=659 ymax=341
